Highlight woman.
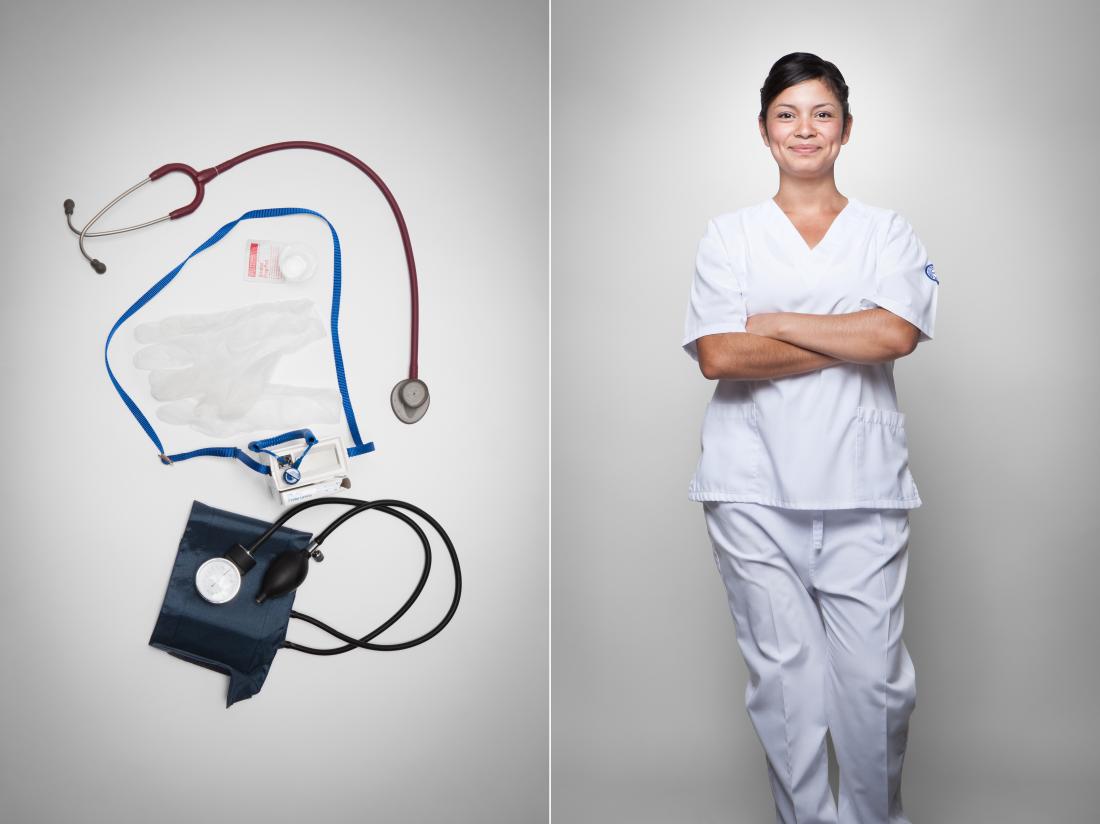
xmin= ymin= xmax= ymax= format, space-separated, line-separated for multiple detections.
xmin=681 ymin=53 xmax=938 ymax=824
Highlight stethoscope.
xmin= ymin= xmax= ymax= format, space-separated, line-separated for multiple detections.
xmin=64 ymin=140 xmax=429 ymax=423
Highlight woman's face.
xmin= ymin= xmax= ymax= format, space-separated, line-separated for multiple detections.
xmin=759 ymin=78 xmax=851 ymax=180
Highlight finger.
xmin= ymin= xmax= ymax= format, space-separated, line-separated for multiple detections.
xmin=134 ymin=304 xmax=251 ymax=343
xmin=133 ymin=342 xmax=195 ymax=371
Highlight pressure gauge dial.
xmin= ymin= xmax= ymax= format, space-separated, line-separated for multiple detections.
xmin=195 ymin=557 xmax=242 ymax=604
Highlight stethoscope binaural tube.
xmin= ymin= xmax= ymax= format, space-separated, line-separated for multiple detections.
xmin=65 ymin=163 xmax=216 ymax=273
xmin=64 ymin=141 xmax=422 ymax=385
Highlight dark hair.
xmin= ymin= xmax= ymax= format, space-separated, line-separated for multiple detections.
xmin=759 ymin=52 xmax=851 ymax=127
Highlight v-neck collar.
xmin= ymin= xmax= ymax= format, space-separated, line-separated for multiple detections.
xmin=768 ymin=196 xmax=854 ymax=255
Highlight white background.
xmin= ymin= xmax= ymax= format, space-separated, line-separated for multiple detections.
xmin=0 ymin=2 xmax=548 ymax=822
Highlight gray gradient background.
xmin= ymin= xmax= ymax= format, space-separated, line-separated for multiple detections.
xmin=553 ymin=1 xmax=1100 ymax=822
xmin=0 ymin=2 xmax=547 ymax=823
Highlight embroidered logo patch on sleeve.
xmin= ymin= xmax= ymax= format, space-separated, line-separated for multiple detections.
xmin=924 ymin=263 xmax=938 ymax=283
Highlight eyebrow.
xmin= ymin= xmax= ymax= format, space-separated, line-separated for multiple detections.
xmin=775 ymin=102 xmax=836 ymax=110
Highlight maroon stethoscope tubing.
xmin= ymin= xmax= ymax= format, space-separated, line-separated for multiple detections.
xmin=148 ymin=141 xmax=420 ymax=381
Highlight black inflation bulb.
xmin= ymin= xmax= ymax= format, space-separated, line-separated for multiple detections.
xmin=63 ymin=199 xmax=75 ymax=215
xmin=91 ymin=259 xmax=106 ymax=274
xmin=256 ymin=549 xmax=311 ymax=604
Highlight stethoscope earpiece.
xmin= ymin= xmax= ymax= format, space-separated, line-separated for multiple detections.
xmin=392 ymin=378 xmax=430 ymax=423
xmin=63 ymin=199 xmax=107 ymax=273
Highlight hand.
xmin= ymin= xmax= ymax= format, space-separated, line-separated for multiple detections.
xmin=745 ymin=312 xmax=783 ymax=338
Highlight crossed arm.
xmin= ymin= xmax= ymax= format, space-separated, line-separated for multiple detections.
xmin=696 ymin=308 xmax=920 ymax=381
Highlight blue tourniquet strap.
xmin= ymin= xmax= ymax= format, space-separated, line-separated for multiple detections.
xmin=161 ymin=447 xmax=272 ymax=475
xmin=104 ymin=208 xmax=376 ymax=472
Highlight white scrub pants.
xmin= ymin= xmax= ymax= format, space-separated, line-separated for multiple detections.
xmin=703 ymin=502 xmax=916 ymax=824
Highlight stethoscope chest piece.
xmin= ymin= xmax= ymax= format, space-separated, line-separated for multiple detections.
xmin=391 ymin=378 xmax=430 ymax=424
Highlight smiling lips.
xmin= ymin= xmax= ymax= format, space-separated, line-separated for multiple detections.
xmin=790 ymin=145 xmax=820 ymax=154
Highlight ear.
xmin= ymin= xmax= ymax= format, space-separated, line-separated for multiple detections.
xmin=758 ymin=116 xmax=770 ymax=146
xmin=842 ymin=114 xmax=854 ymax=145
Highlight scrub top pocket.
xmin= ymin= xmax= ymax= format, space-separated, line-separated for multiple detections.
xmin=853 ymin=406 xmax=918 ymax=506
xmin=691 ymin=402 xmax=764 ymax=500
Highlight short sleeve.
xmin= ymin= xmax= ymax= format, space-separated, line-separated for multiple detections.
xmin=682 ymin=218 xmax=748 ymax=362
xmin=858 ymin=211 xmax=938 ymax=344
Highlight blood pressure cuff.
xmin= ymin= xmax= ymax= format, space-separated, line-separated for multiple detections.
xmin=149 ymin=500 xmax=312 ymax=707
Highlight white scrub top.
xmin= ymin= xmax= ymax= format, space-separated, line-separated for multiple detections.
xmin=682 ymin=197 xmax=939 ymax=509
